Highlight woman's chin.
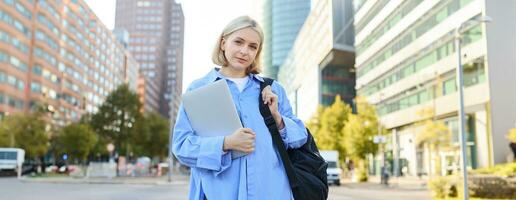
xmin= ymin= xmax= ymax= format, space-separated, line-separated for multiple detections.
xmin=229 ymin=62 xmax=249 ymax=70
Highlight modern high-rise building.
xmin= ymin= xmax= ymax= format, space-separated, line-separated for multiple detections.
xmin=277 ymin=0 xmax=356 ymax=120
xmin=355 ymin=0 xmax=516 ymax=176
xmin=115 ymin=0 xmax=184 ymax=119
xmin=258 ymin=0 xmax=311 ymax=79
xmin=0 ymin=0 xmax=139 ymax=125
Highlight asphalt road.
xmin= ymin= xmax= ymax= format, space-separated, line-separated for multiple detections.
xmin=0 ymin=177 xmax=431 ymax=200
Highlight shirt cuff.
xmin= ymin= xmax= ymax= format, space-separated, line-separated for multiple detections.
xmin=280 ymin=116 xmax=308 ymax=149
xmin=196 ymin=136 xmax=232 ymax=174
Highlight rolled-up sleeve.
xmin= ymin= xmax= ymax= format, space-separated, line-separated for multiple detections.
xmin=274 ymin=82 xmax=308 ymax=149
xmin=172 ymin=103 xmax=232 ymax=175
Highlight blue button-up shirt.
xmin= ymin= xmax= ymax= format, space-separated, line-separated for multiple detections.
xmin=172 ymin=68 xmax=308 ymax=200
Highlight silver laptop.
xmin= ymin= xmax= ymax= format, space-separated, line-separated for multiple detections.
xmin=182 ymin=80 xmax=247 ymax=159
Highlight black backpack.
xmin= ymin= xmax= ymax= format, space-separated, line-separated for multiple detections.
xmin=259 ymin=78 xmax=328 ymax=200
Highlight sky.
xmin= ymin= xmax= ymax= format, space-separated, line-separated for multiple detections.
xmin=84 ymin=0 xmax=256 ymax=93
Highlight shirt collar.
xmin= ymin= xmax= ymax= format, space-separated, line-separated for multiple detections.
xmin=208 ymin=67 xmax=265 ymax=83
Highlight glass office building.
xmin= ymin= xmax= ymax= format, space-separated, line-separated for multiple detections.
xmin=355 ymin=0 xmax=516 ymax=176
xmin=277 ymin=0 xmax=356 ymax=120
xmin=260 ymin=0 xmax=310 ymax=79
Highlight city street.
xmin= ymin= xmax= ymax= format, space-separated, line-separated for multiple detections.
xmin=0 ymin=177 xmax=189 ymax=200
xmin=0 ymin=177 xmax=431 ymax=200
xmin=329 ymin=183 xmax=431 ymax=200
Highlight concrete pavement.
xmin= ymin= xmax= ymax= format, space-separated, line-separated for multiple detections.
xmin=0 ymin=177 xmax=190 ymax=200
xmin=20 ymin=174 xmax=189 ymax=186
xmin=5 ymin=174 xmax=431 ymax=200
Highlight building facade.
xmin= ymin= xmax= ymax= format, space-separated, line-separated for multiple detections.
xmin=115 ymin=0 xmax=184 ymax=119
xmin=277 ymin=0 xmax=356 ymax=120
xmin=354 ymin=0 xmax=516 ymax=176
xmin=259 ymin=0 xmax=311 ymax=79
xmin=0 ymin=0 xmax=139 ymax=125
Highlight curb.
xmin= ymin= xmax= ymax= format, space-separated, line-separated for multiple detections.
xmin=20 ymin=177 xmax=189 ymax=186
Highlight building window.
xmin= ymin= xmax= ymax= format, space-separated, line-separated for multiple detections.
xmin=31 ymin=82 xmax=42 ymax=93
xmin=443 ymin=78 xmax=457 ymax=96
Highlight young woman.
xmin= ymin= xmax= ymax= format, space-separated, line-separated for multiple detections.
xmin=172 ymin=16 xmax=307 ymax=200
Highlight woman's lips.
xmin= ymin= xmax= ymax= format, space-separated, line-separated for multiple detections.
xmin=236 ymin=58 xmax=247 ymax=63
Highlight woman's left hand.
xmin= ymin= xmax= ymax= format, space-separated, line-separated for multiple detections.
xmin=261 ymin=86 xmax=284 ymax=129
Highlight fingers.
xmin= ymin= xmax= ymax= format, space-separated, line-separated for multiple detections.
xmin=243 ymin=140 xmax=255 ymax=153
xmin=240 ymin=128 xmax=256 ymax=135
xmin=236 ymin=128 xmax=256 ymax=153
xmin=261 ymin=86 xmax=277 ymax=105
xmin=242 ymin=147 xmax=255 ymax=153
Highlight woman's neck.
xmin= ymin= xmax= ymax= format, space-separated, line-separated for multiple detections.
xmin=219 ymin=66 xmax=247 ymax=78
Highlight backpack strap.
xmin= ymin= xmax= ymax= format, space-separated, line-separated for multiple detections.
xmin=258 ymin=78 xmax=299 ymax=189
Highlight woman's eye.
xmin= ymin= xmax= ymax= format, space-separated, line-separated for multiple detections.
xmin=250 ymin=46 xmax=257 ymax=50
xmin=234 ymin=40 xmax=242 ymax=44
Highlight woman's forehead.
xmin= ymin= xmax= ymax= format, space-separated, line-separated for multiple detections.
xmin=229 ymin=28 xmax=260 ymax=44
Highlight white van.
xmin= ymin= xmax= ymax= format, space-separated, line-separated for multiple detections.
xmin=0 ymin=148 xmax=25 ymax=177
xmin=320 ymin=150 xmax=341 ymax=185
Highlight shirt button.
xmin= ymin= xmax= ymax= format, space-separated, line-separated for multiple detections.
xmin=244 ymin=115 xmax=248 ymax=118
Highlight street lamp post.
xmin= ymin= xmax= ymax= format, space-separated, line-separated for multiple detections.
xmin=454 ymin=15 xmax=492 ymax=200
xmin=375 ymin=93 xmax=387 ymax=184
xmin=168 ymin=122 xmax=174 ymax=182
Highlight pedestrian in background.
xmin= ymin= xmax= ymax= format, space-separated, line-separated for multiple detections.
xmin=172 ymin=16 xmax=308 ymax=200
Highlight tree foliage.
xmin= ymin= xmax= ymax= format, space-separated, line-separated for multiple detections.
xmin=305 ymin=106 xmax=325 ymax=138
xmin=342 ymin=96 xmax=381 ymax=161
xmin=131 ymin=112 xmax=170 ymax=161
xmin=0 ymin=113 xmax=49 ymax=158
xmin=312 ymin=96 xmax=351 ymax=163
xmin=56 ymin=123 xmax=98 ymax=163
xmin=415 ymin=108 xmax=451 ymax=176
xmin=507 ymin=128 xmax=516 ymax=143
xmin=0 ymin=118 xmax=14 ymax=147
xmin=90 ymin=84 xmax=142 ymax=156
xmin=307 ymin=96 xmax=383 ymax=181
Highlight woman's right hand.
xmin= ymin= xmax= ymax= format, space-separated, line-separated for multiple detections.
xmin=223 ymin=128 xmax=256 ymax=153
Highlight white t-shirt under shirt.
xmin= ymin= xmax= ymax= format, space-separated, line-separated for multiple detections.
xmin=227 ymin=76 xmax=249 ymax=92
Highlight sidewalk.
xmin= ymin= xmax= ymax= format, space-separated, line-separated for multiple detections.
xmin=20 ymin=174 xmax=189 ymax=186
xmin=342 ymin=176 xmax=429 ymax=191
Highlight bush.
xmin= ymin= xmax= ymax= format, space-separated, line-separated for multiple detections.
xmin=357 ymin=169 xmax=368 ymax=182
xmin=429 ymin=175 xmax=516 ymax=199
xmin=471 ymin=162 xmax=516 ymax=177
xmin=428 ymin=176 xmax=457 ymax=198
xmin=468 ymin=175 xmax=516 ymax=199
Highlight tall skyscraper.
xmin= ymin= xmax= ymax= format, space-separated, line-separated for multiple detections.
xmin=355 ymin=0 xmax=516 ymax=175
xmin=0 ymin=0 xmax=139 ymax=125
xmin=115 ymin=0 xmax=184 ymax=119
xmin=277 ymin=0 xmax=356 ymax=120
xmin=259 ymin=0 xmax=311 ymax=79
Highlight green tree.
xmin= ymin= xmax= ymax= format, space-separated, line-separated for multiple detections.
xmin=507 ymin=128 xmax=516 ymax=143
xmin=1 ymin=113 xmax=49 ymax=173
xmin=315 ymin=96 xmax=351 ymax=164
xmin=0 ymin=117 xmax=15 ymax=147
xmin=415 ymin=108 xmax=451 ymax=177
xmin=341 ymin=96 xmax=382 ymax=181
xmin=305 ymin=105 xmax=325 ymax=138
xmin=131 ymin=113 xmax=170 ymax=161
xmin=9 ymin=113 xmax=49 ymax=159
xmin=90 ymin=84 xmax=142 ymax=157
xmin=57 ymin=123 xmax=98 ymax=164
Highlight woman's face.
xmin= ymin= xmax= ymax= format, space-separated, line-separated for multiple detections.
xmin=221 ymin=27 xmax=260 ymax=71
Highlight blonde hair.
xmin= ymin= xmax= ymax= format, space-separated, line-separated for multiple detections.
xmin=212 ymin=16 xmax=264 ymax=74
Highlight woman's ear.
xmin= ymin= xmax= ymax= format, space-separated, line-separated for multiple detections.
xmin=220 ymin=38 xmax=226 ymax=51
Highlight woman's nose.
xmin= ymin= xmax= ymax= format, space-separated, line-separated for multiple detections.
xmin=239 ymin=47 xmax=249 ymax=55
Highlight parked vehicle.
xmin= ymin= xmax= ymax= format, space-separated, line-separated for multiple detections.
xmin=0 ymin=148 xmax=25 ymax=177
xmin=320 ymin=150 xmax=341 ymax=185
